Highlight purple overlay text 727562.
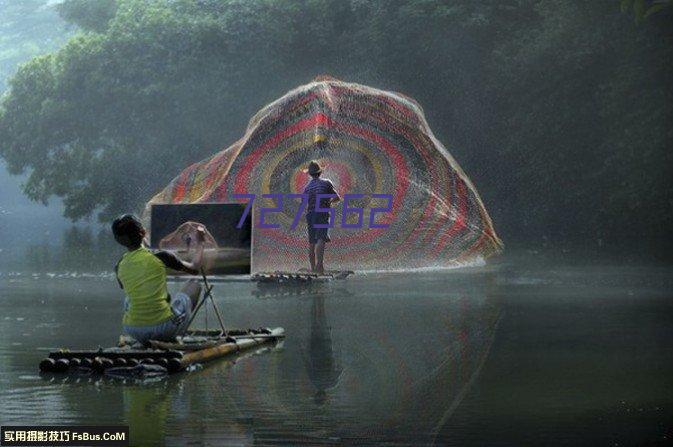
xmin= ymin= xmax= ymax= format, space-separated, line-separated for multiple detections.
xmin=233 ymin=194 xmax=393 ymax=229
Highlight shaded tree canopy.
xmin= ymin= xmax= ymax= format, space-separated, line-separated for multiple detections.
xmin=0 ymin=0 xmax=671 ymax=260
xmin=56 ymin=0 xmax=118 ymax=32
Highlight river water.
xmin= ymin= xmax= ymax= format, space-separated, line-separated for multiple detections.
xmin=0 ymin=262 xmax=671 ymax=446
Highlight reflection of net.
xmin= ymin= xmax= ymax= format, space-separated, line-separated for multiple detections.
xmin=147 ymin=78 xmax=502 ymax=272
xmin=223 ymin=280 xmax=502 ymax=444
xmin=158 ymin=221 xmax=218 ymax=251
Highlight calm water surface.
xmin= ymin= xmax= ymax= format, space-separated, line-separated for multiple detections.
xmin=0 ymin=264 xmax=671 ymax=446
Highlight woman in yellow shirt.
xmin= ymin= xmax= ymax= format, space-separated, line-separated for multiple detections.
xmin=112 ymin=214 xmax=204 ymax=345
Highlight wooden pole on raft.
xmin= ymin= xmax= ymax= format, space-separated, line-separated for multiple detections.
xmin=202 ymin=269 xmax=227 ymax=336
xmin=183 ymin=268 xmax=227 ymax=336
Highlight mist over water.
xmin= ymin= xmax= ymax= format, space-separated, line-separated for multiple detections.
xmin=2 ymin=0 xmax=672 ymax=264
xmin=1 ymin=262 xmax=671 ymax=446
xmin=0 ymin=1 xmax=671 ymax=446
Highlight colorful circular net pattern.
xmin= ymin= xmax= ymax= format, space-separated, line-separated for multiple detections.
xmin=146 ymin=79 xmax=502 ymax=272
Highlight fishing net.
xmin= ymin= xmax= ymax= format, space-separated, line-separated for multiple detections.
xmin=146 ymin=78 xmax=502 ymax=272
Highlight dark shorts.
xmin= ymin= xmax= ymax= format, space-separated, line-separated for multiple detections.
xmin=306 ymin=211 xmax=331 ymax=244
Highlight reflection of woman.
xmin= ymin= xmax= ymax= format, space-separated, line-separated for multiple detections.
xmin=159 ymin=221 xmax=219 ymax=251
xmin=124 ymin=385 xmax=169 ymax=447
xmin=303 ymin=295 xmax=343 ymax=405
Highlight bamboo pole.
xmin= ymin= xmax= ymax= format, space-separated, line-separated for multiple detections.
xmin=177 ymin=327 xmax=284 ymax=370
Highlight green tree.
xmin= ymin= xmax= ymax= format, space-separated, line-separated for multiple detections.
xmin=0 ymin=0 xmax=71 ymax=92
xmin=56 ymin=0 xmax=118 ymax=32
xmin=0 ymin=0 xmax=295 ymax=221
xmin=61 ymin=225 xmax=94 ymax=269
xmin=0 ymin=0 xmax=671 ymax=260
xmin=96 ymin=226 xmax=123 ymax=269
xmin=25 ymin=243 xmax=53 ymax=272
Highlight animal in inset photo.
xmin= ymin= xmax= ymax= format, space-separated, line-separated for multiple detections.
xmin=159 ymin=221 xmax=219 ymax=251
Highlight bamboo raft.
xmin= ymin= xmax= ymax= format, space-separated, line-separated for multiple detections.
xmin=252 ymin=270 xmax=354 ymax=285
xmin=38 ymin=327 xmax=284 ymax=376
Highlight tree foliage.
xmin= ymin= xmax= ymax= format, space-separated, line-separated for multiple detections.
xmin=56 ymin=0 xmax=118 ymax=32
xmin=0 ymin=0 xmax=671 ymax=259
xmin=0 ymin=0 xmax=70 ymax=92
xmin=620 ymin=0 xmax=672 ymax=23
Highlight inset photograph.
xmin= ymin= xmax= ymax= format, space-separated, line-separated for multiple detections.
xmin=150 ymin=203 xmax=251 ymax=274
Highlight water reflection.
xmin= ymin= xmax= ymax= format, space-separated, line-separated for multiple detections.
xmin=303 ymin=293 xmax=343 ymax=405
xmin=124 ymin=384 xmax=170 ymax=446
xmin=1 ymin=272 xmax=502 ymax=446
xmin=227 ymin=272 xmax=503 ymax=445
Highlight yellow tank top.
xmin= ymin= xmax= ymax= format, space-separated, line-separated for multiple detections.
xmin=117 ymin=248 xmax=173 ymax=326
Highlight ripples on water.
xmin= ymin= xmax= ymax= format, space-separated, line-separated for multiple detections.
xmin=0 ymin=264 xmax=671 ymax=446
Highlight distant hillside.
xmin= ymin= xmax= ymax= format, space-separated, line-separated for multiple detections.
xmin=0 ymin=0 xmax=72 ymax=268
xmin=0 ymin=0 xmax=71 ymax=91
